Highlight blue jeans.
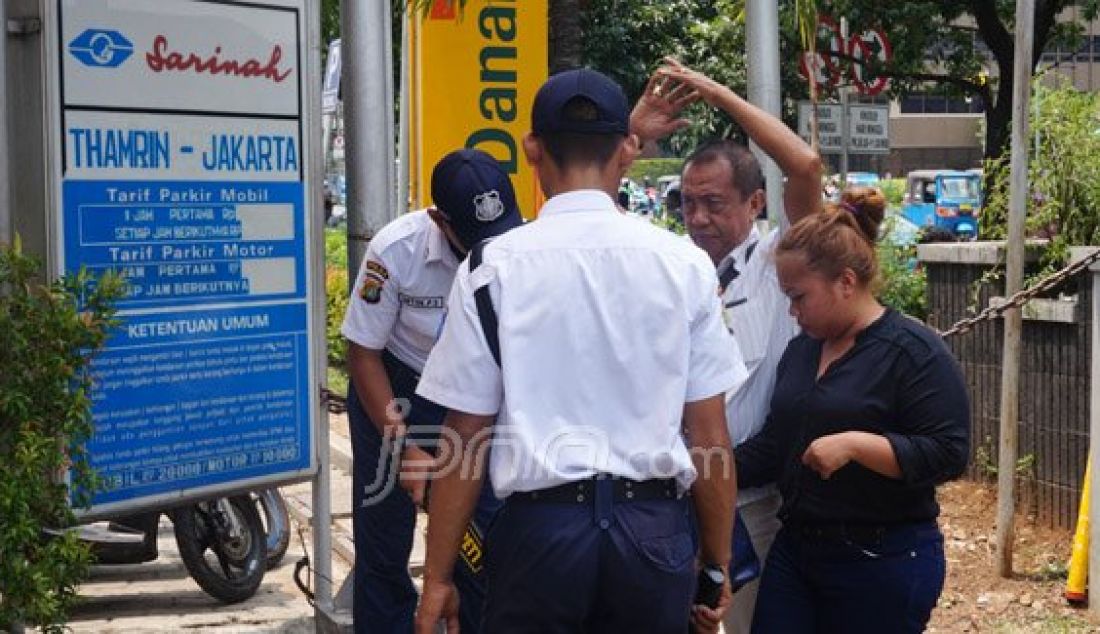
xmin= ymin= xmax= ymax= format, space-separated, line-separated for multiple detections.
xmin=482 ymin=479 xmax=696 ymax=633
xmin=349 ymin=355 xmax=501 ymax=634
xmin=752 ymin=521 xmax=945 ymax=633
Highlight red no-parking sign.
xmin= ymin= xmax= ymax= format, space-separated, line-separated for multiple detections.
xmin=801 ymin=15 xmax=892 ymax=96
xmin=849 ymin=27 xmax=892 ymax=96
xmin=799 ymin=15 xmax=843 ymax=89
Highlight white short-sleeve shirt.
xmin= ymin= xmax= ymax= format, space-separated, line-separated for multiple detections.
xmin=719 ymin=226 xmax=800 ymax=505
xmin=417 ymin=190 xmax=747 ymax=497
xmin=340 ymin=210 xmax=458 ymax=373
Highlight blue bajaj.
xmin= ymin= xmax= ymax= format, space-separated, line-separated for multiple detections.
xmin=901 ymin=170 xmax=982 ymax=239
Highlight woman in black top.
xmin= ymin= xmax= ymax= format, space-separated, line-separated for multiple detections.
xmin=737 ymin=187 xmax=969 ymax=633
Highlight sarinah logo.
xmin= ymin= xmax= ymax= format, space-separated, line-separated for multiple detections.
xmin=69 ymin=29 xmax=134 ymax=68
xmin=146 ymin=36 xmax=292 ymax=84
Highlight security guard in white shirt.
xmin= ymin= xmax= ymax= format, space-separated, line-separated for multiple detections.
xmin=414 ymin=68 xmax=746 ymax=634
xmin=630 ymin=58 xmax=823 ymax=633
xmin=341 ymin=148 xmax=522 ymax=634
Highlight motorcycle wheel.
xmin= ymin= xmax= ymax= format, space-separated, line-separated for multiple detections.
xmin=255 ymin=488 xmax=291 ymax=569
xmin=172 ymin=495 xmax=267 ymax=604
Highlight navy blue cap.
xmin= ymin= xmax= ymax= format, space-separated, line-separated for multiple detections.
xmin=431 ymin=149 xmax=523 ymax=250
xmin=532 ymin=68 xmax=629 ymax=136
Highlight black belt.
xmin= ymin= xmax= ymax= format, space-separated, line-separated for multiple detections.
xmin=509 ymin=476 xmax=679 ymax=504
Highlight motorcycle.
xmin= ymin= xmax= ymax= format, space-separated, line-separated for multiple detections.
xmin=73 ymin=488 xmax=290 ymax=604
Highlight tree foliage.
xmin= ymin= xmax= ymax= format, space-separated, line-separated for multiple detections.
xmin=981 ymin=74 xmax=1100 ymax=266
xmin=582 ymin=0 xmax=749 ymax=153
xmin=820 ymin=0 xmax=1100 ymax=160
xmin=324 ymin=0 xmax=1100 ymax=163
xmin=0 ymin=240 xmax=123 ymax=631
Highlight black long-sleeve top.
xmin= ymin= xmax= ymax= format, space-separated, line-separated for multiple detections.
xmin=735 ymin=308 xmax=970 ymax=525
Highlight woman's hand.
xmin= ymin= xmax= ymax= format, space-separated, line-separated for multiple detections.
xmin=801 ymin=432 xmax=857 ymax=479
xmin=802 ymin=431 xmax=903 ymax=480
xmin=655 ymin=57 xmax=730 ymax=108
xmin=629 ymin=63 xmax=700 ymax=145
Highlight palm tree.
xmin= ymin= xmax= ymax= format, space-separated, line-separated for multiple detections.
xmin=793 ymin=0 xmax=819 ymax=153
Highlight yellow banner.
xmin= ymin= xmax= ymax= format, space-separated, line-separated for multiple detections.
xmin=410 ymin=0 xmax=547 ymax=219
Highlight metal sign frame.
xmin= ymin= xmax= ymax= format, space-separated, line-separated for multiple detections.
xmin=797 ymin=100 xmax=890 ymax=156
xmin=43 ymin=0 xmax=324 ymax=520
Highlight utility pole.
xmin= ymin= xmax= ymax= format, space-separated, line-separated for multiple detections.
xmin=838 ymin=18 xmax=851 ymax=188
xmin=745 ymin=0 xmax=784 ymax=228
xmin=0 ymin=1 xmax=10 ymax=248
xmin=342 ymin=0 xmax=396 ymax=281
xmin=996 ymin=0 xmax=1035 ymax=578
xmin=398 ymin=16 xmax=410 ymax=215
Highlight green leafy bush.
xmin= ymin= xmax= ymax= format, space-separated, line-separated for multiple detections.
xmin=326 ymin=266 xmax=349 ymax=368
xmin=325 ymin=228 xmax=349 ymax=372
xmin=0 ymin=238 xmax=123 ymax=631
xmin=982 ymin=76 xmax=1100 ymax=270
xmin=878 ymin=178 xmax=906 ymax=208
xmin=627 ymin=158 xmax=684 ymax=184
xmin=877 ymin=220 xmax=927 ymax=320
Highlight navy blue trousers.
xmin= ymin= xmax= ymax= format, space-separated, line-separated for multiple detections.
xmin=349 ymin=353 xmax=501 ymax=634
xmin=752 ymin=521 xmax=945 ymax=633
xmin=483 ymin=478 xmax=696 ymax=633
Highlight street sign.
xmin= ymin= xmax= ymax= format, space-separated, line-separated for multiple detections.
xmin=797 ymin=102 xmax=844 ymax=153
xmin=409 ymin=0 xmax=547 ymax=219
xmin=849 ymin=28 xmax=892 ymax=96
xmin=321 ymin=38 xmax=341 ymax=114
xmin=798 ymin=15 xmax=842 ymax=89
xmin=49 ymin=0 xmax=319 ymax=516
xmin=803 ymin=15 xmax=893 ymax=96
xmin=847 ymin=104 xmax=890 ymax=154
xmin=798 ymin=101 xmax=890 ymax=155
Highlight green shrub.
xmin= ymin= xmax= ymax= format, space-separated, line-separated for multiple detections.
xmin=0 ymin=238 xmax=123 ymax=631
xmin=326 ymin=266 xmax=349 ymax=368
xmin=627 ymin=158 xmax=683 ymax=184
xmin=325 ymin=227 xmax=348 ymax=272
xmin=878 ymin=178 xmax=906 ymax=208
xmin=982 ymin=76 xmax=1100 ymax=270
xmin=325 ymin=227 xmax=349 ymax=373
xmin=877 ymin=220 xmax=927 ymax=320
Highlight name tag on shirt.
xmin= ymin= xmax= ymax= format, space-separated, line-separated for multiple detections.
xmin=399 ymin=293 xmax=444 ymax=309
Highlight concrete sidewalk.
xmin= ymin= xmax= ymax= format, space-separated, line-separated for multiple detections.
xmin=68 ymin=415 xmax=361 ymax=633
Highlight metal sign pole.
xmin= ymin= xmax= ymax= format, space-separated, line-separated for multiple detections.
xmin=342 ymin=0 xmax=395 ymax=281
xmin=996 ymin=0 xmax=1034 ymax=578
xmin=745 ymin=0 xmax=784 ymax=228
xmin=1090 ymin=255 xmax=1100 ymax=614
xmin=397 ymin=11 xmax=410 ymax=216
xmin=0 ymin=1 xmax=10 ymax=248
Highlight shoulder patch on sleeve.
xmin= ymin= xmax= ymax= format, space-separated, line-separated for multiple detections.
xmin=365 ymin=260 xmax=390 ymax=280
xmin=359 ymin=276 xmax=384 ymax=304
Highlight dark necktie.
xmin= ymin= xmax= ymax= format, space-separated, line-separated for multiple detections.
xmin=718 ymin=261 xmax=739 ymax=293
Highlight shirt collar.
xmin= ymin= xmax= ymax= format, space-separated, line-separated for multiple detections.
xmin=537 ymin=189 xmax=617 ymax=218
xmin=426 ymin=218 xmax=459 ymax=268
xmin=716 ymin=225 xmax=762 ymax=275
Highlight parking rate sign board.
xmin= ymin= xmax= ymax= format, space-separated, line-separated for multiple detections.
xmin=50 ymin=0 xmax=318 ymax=513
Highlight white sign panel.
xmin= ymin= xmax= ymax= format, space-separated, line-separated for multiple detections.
xmin=52 ymin=0 xmax=316 ymax=516
xmin=61 ymin=0 xmax=299 ymax=116
xmin=797 ymin=102 xmax=843 ymax=153
xmin=321 ymin=38 xmax=341 ymax=114
xmin=797 ymin=101 xmax=890 ymax=155
xmin=847 ymin=104 xmax=890 ymax=154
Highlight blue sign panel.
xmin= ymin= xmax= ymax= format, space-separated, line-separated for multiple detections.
xmin=88 ymin=304 xmax=310 ymax=503
xmin=64 ymin=181 xmax=306 ymax=308
xmin=56 ymin=0 xmax=315 ymax=513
